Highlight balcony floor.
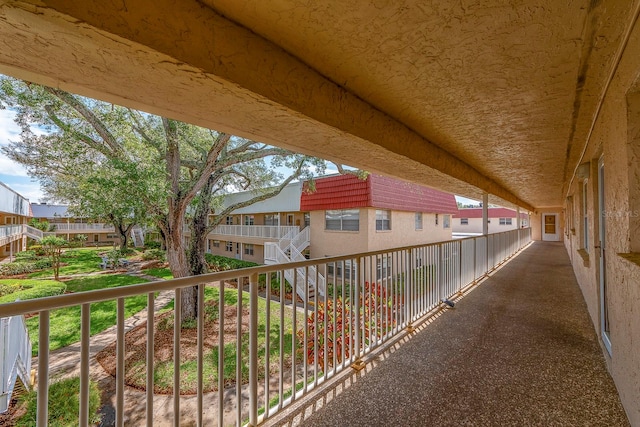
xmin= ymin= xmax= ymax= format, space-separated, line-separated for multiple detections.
xmin=282 ymin=242 xmax=629 ymax=426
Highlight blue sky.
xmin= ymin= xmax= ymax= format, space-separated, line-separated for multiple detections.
xmin=0 ymin=108 xmax=46 ymax=202
xmin=0 ymin=107 xmax=480 ymax=206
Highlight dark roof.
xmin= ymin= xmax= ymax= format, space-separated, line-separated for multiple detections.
xmin=300 ymin=174 xmax=458 ymax=213
xmin=454 ymin=207 xmax=528 ymax=219
xmin=30 ymin=204 xmax=70 ymax=218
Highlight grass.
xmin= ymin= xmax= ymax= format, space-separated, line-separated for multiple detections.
xmin=144 ymin=267 xmax=174 ymax=279
xmin=26 ymin=274 xmax=149 ymax=354
xmin=27 ymin=248 xmax=108 ymax=278
xmin=15 ymin=376 xmax=101 ymax=427
xmin=0 ymin=279 xmax=66 ymax=304
xmin=128 ymin=286 xmax=303 ymax=393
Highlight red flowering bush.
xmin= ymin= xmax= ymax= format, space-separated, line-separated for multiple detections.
xmin=298 ymin=281 xmax=402 ymax=372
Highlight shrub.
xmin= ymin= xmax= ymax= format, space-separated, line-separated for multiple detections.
xmin=15 ymin=376 xmax=101 ymax=427
xmin=14 ymin=250 xmax=37 ymax=261
xmin=29 ymin=245 xmax=45 ymax=256
xmin=144 ymin=240 xmax=162 ymax=250
xmin=142 ymin=248 xmax=166 ymax=261
xmin=297 ymin=281 xmax=399 ymax=372
xmin=0 ymin=279 xmax=66 ymax=304
xmin=0 ymin=259 xmax=53 ymax=276
xmin=205 ymin=254 xmax=258 ymax=271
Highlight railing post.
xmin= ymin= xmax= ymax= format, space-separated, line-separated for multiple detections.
xmin=37 ymin=311 xmax=50 ymax=427
xmin=406 ymin=249 xmax=414 ymax=333
xmin=352 ymin=257 xmax=365 ymax=370
xmin=249 ymin=273 xmax=259 ymax=426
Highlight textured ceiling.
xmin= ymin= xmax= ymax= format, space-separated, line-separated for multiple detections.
xmin=203 ymin=0 xmax=628 ymax=208
xmin=0 ymin=0 xmax=635 ymax=210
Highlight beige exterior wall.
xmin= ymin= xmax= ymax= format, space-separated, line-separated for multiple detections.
xmin=562 ymin=20 xmax=640 ymax=425
xmin=206 ymin=238 xmax=265 ymax=264
xmin=453 ymin=217 xmax=527 ymax=234
xmin=309 ymin=209 xmax=453 ymax=259
xmin=531 ymin=208 xmax=564 ymax=241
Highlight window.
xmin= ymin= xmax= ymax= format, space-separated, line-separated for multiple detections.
xmin=499 ymin=218 xmax=512 ymax=225
xmin=435 ymin=214 xmax=439 ymax=225
xmin=225 ymin=216 xmax=234 ymax=225
xmin=443 ymin=214 xmax=450 ymax=229
xmin=244 ymin=244 xmax=254 ymax=256
xmin=93 ymin=234 xmax=99 ymax=243
xmin=376 ymin=210 xmax=391 ymax=231
xmin=460 ymin=218 xmax=469 ymax=225
xmin=415 ymin=212 xmax=423 ymax=230
xmin=264 ymin=214 xmax=278 ymax=226
xmin=325 ymin=209 xmax=359 ymax=231
xmin=304 ymin=212 xmax=310 ymax=227
xmin=583 ymin=180 xmax=589 ymax=249
xmin=376 ymin=256 xmax=391 ymax=280
xmin=225 ymin=242 xmax=233 ymax=252
xmin=213 ymin=240 xmax=220 ymax=248
xmin=244 ymin=215 xmax=254 ymax=226
xmin=327 ymin=260 xmax=356 ymax=280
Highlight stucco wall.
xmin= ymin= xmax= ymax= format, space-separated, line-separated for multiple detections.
xmin=531 ymin=208 xmax=564 ymax=241
xmin=562 ymin=18 xmax=640 ymax=425
xmin=310 ymin=209 xmax=453 ymax=258
xmin=452 ymin=217 xmax=523 ymax=234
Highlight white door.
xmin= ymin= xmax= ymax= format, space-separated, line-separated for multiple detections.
xmin=598 ymin=157 xmax=611 ymax=354
xmin=542 ymin=213 xmax=560 ymax=241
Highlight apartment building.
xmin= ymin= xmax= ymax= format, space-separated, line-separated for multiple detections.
xmin=30 ymin=203 xmax=117 ymax=246
xmin=204 ymin=174 xmax=458 ymax=264
xmin=453 ymin=207 xmax=530 ymax=236
xmin=0 ymin=182 xmax=30 ymax=259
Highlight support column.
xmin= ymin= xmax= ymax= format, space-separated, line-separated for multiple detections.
xmin=482 ymin=193 xmax=489 ymax=236
xmin=516 ymin=207 xmax=521 ymax=229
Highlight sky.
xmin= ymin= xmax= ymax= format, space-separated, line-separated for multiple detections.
xmin=0 ymin=107 xmax=481 ymax=206
xmin=0 ymin=108 xmax=47 ymax=202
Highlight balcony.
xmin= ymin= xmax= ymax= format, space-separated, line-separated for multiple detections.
xmin=50 ymin=223 xmax=115 ymax=233
xmin=0 ymin=225 xmax=24 ymax=247
xmin=0 ymin=229 xmax=628 ymax=426
xmin=205 ymin=225 xmax=300 ymax=242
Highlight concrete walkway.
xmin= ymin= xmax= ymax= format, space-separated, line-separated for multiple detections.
xmin=279 ymin=242 xmax=629 ymax=426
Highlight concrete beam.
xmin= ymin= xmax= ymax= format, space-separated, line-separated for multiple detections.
xmin=0 ymin=0 xmax=534 ymax=211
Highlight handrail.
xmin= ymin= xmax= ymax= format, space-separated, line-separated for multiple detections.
xmin=208 ymin=225 xmax=299 ymax=240
xmin=0 ymin=228 xmax=531 ymax=425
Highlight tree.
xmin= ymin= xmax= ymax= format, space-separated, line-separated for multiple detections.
xmin=0 ymin=76 xmax=339 ymax=322
xmin=40 ymin=236 xmax=67 ymax=280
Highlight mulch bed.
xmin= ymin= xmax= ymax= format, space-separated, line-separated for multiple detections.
xmin=96 ymin=300 xmax=249 ymax=395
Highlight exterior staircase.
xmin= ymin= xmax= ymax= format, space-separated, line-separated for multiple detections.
xmin=131 ymin=227 xmax=145 ymax=247
xmin=264 ymin=227 xmax=325 ymax=300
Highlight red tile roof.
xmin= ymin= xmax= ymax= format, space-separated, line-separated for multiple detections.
xmin=454 ymin=207 xmax=528 ymax=219
xmin=300 ymin=174 xmax=458 ymax=213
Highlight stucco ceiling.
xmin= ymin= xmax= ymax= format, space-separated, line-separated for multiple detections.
xmin=0 ymin=0 xmax=637 ymax=210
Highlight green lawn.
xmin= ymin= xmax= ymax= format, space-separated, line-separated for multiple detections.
xmin=127 ymin=286 xmax=303 ymax=393
xmin=0 ymin=279 xmax=66 ymax=304
xmin=143 ymin=267 xmax=173 ymax=280
xmin=26 ymin=274 xmax=150 ymax=354
xmin=27 ymin=248 xmax=107 ymax=278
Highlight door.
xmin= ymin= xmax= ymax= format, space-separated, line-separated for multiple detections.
xmin=287 ymin=214 xmax=294 ymax=226
xmin=542 ymin=213 xmax=560 ymax=241
xmin=598 ymin=157 xmax=611 ymax=354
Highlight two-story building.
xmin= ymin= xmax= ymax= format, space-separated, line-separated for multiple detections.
xmin=0 ymin=182 xmax=30 ymax=260
xmin=30 ymin=203 xmax=117 ymax=246
xmin=204 ymin=174 xmax=458 ymax=265
xmin=453 ymin=207 xmax=530 ymax=236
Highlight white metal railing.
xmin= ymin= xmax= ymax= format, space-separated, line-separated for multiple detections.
xmin=0 ymin=315 xmax=32 ymax=413
xmin=0 ymin=228 xmax=531 ymax=426
xmin=290 ymin=226 xmax=310 ymax=252
xmin=0 ymin=225 xmax=23 ymax=247
xmin=24 ymin=225 xmax=44 ymax=241
xmin=208 ymin=225 xmax=299 ymax=241
xmin=52 ymin=223 xmax=115 ymax=232
xmin=131 ymin=227 xmax=145 ymax=247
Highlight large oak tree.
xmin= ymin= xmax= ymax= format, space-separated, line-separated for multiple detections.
xmin=0 ymin=76 xmax=331 ymax=321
